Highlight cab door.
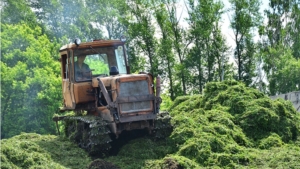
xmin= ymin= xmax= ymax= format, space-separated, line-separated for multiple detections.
xmin=61 ymin=52 xmax=75 ymax=109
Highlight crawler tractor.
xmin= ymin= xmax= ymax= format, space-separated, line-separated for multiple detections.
xmin=53 ymin=38 xmax=172 ymax=155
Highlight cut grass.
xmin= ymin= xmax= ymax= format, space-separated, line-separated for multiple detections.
xmin=1 ymin=133 xmax=91 ymax=169
xmin=1 ymin=80 xmax=300 ymax=168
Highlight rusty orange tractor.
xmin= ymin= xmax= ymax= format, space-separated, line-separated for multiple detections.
xmin=53 ymin=38 xmax=172 ymax=155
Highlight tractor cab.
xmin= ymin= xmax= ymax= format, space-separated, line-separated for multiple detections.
xmin=59 ymin=39 xmax=129 ymax=110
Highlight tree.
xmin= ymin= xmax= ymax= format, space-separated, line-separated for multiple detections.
xmin=211 ymin=25 xmax=233 ymax=82
xmin=28 ymin=0 xmax=102 ymax=42
xmin=264 ymin=0 xmax=293 ymax=48
xmin=124 ymin=0 xmax=159 ymax=76
xmin=154 ymin=2 xmax=177 ymax=100
xmin=258 ymin=0 xmax=299 ymax=93
xmin=266 ymin=48 xmax=300 ymax=94
xmin=185 ymin=0 xmax=230 ymax=93
xmin=1 ymin=24 xmax=61 ymax=138
xmin=229 ymin=0 xmax=262 ymax=84
xmin=164 ymin=0 xmax=189 ymax=96
xmin=1 ymin=0 xmax=39 ymax=28
xmin=289 ymin=1 xmax=300 ymax=59
xmin=86 ymin=0 xmax=127 ymax=40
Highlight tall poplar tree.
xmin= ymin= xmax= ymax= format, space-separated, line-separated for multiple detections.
xmin=125 ymin=0 xmax=159 ymax=76
xmin=186 ymin=0 xmax=229 ymax=93
xmin=259 ymin=0 xmax=299 ymax=94
xmin=154 ymin=2 xmax=176 ymax=100
xmin=165 ymin=0 xmax=189 ymax=96
xmin=28 ymin=0 xmax=102 ymax=41
xmin=86 ymin=0 xmax=127 ymax=40
xmin=229 ymin=0 xmax=262 ymax=84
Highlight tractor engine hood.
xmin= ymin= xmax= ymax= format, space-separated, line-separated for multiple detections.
xmin=92 ymin=74 xmax=158 ymax=122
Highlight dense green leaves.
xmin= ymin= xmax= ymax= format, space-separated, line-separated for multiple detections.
xmin=186 ymin=0 xmax=230 ymax=94
xmin=258 ymin=0 xmax=300 ymax=93
xmin=261 ymin=47 xmax=300 ymax=94
xmin=1 ymin=0 xmax=39 ymax=28
xmin=1 ymin=24 xmax=61 ymax=138
xmin=229 ymin=0 xmax=262 ymax=84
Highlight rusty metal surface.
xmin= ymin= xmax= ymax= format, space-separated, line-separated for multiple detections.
xmin=117 ymin=94 xmax=156 ymax=103
xmin=59 ymin=40 xmax=125 ymax=51
xmin=116 ymin=120 xmax=154 ymax=134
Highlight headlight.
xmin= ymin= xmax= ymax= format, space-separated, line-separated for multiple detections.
xmin=120 ymin=35 xmax=126 ymax=42
xmin=74 ymin=38 xmax=81 ymax=46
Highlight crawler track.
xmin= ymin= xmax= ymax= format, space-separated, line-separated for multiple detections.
xmin=64 ymin=116 xmax=112 ymax=156
xmin=63 ymin=111 xmax=172 ymax=156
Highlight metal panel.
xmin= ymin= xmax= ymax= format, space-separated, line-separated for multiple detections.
xmin=73 ymin=82 xmax=95 ymax=103
xmin=118 ymin=80 xmax=153 ymax=114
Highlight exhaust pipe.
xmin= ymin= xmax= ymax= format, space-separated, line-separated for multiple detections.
xmin=156 ymin=75 xmax=161 ymax=97
xmin=155 ymin=75 xmax=162 ymax=112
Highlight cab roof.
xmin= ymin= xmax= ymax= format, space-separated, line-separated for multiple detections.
xmin=59 ymin=40 xmax=125 ymax=52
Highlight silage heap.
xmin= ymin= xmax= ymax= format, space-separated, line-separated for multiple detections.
xmin=1 ymin=81 xmax=300 ymax=169
xmin=0 ymin=133 xmax=92 ymax=169
xmin=141 ymin=81 xmax=300 ymax=168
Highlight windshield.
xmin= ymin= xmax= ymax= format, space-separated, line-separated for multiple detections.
xmin=73 ymin=46 xmax=127 ymax=82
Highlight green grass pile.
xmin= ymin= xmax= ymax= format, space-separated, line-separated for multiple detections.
xmin=106 ymin=81 xmax=300 ymax=168
xmin=105 ymin=138 xmax=175 ymax=168
xmin=1 ymin=80 xmax=300 ymax=168
xmin=0 ymin=133 xmax=91 ymax=169
xmin=154 ymin=80 xmax=300 ymax=168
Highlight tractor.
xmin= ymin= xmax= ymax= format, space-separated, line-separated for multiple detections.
xmin=53 ymin=38 xmax=172 ymax=155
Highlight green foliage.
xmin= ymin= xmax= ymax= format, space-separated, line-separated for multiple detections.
xmin=86 ymin=0 xmax=127 ymax=40
xmin=229 ymin=0 xmax=262 ymax=84
xmin=85 ymin=57 xmax=110 ymax=75
xmin=1 ymin=0 xmax=300 ymax=167
xmin=185 ymin=0 xmax=231 ymax=93
xmin=259 ymin=0 xmax=300 ymax=92
xmin=1 ymin=23 xmax=61 ymax=138
xmin=1 ymin=0 xmax=39 ymax=28
xmin=125 ymin=0 xmax=159 ymax=76
xmin=249 ymin=144 xmax=300 ymax=168
xmin=144 ymin=155 xmax=200 ymax=169
xmin=160 ymin=94 xmax=173 ymax=111
xmin=264 ymin=48 xmax=300 ymax=94
xmin=0 ymin=133 xmax=91 ymax=169
xmin=27 ymin=0 xmax=100 ymax=41
xmin=154 ymin=3 xmax=177 ymax=100
xmin=290 ymin=3 xmax=300 ymax=59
